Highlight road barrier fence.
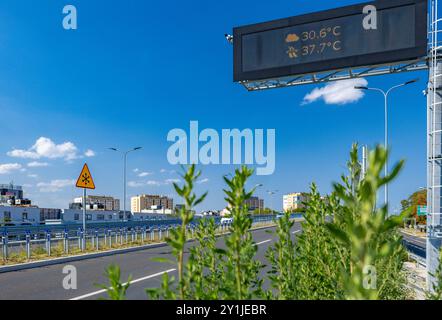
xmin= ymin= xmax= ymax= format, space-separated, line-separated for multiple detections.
xmin=0 ymin=214 xmax=285 ymax=262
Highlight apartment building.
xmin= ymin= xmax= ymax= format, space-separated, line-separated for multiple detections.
xmin=131 ymin=194 xmax=173 ymax=213
xmin=244 ymin=196 xmax=264 ymax=211
xmin=283 ymin=192 xmax=308 ymax=212
xmin=71 ymin=195 xmax=120 ymax=211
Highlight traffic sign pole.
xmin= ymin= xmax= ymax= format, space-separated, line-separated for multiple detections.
xmin=75 ymin=163 xmax=95 ymax=251
xmin=83 ymin=187 xmax=86 ymax=250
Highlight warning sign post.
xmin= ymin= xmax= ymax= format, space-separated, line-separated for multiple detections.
xmin=75 ymin=163 xmax=95 ymax=251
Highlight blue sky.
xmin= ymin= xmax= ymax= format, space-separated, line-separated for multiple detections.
xmin=0 ymin=0 xmax=429 ymax=212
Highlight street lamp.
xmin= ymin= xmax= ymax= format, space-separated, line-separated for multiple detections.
xmin=254 ymin=183 xmax=263 ymax=214
xmin=266 ymin=190 xmax=279 ymax=214
xmin=355 ymin=78 xmax=419 ymax=211
xmin=109 ymin=147 xmax=142 ymax=217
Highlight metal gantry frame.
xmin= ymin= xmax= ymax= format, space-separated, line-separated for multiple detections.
xmin=427 ymin=0 xmax=442 ymax=291
xmin=240 ymin=59 xmax=428 ymax=91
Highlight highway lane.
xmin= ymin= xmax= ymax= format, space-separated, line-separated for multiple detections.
xmin=400 ymin=231 xmax=426 ymax=258
xmin=401 ymin=232 xmax=426 ymax=248
xmin=0 ymin=222 xmax=303 ymax=300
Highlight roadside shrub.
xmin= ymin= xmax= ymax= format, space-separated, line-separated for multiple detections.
xmin=103 ymin=144 xmax=412 ymax=300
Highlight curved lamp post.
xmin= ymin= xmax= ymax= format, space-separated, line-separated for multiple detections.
xmin=355 ymin=78 xmax=419 ymax=211
xmin=109 ymin=147 xmax=142 ymax=217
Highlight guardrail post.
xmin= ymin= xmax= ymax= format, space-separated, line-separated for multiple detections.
xmin=159 ymin=228 xmax=162 ymax=240
xmin=46 ymin=231 xmax=51 ymax=256
xmin=95 ymin=230 xmax=99 ymax=251
xmin=64 ymin=230 xmax=69 ymax=254
xmin=2 ymin=233 xmax=8 ymax=261
xmin=141 ymin=227 xmax=146 ymax=242
xmin=25 ymin=232 xmax=31 ymax=260
xmin=120 ymin=229 xmax=124 ymax=245
xmin=131 ymin=229 xmax=135 ymax=242
xmin=150 ymin=228 xmax=154 ymax=241
xmin=107 ymin=230 xmax=111 ymax=247
xmin=124 ymin=229 xmax=128 ymax=244
xmin=80 ymin=230 xmax=84 ymax=252
xmin=166 ymin=227 xmax=170 ymax=238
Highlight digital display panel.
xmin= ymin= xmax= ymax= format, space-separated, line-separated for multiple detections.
xmin=233 ymin=0 xmax=427 ymax=82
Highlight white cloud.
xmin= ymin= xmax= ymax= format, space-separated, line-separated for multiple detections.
xmin=28 ymin=174 xmax=38 ymax=179
xmin=128 ymin=178 xmax=180 ymax=188
xmin=37 ymin=179 xmax=75 ymax=192
xmin=147 ymin=180 xmax=162 ymax=186
xmin=302 ymin=78 xmax=368 ymax=105
xmin=160 ymin=169 xmax=176 ymax=174
xmin=197 ymin=178 xmax=209 ymax=184
xmin=133 ymin=168 xmax=139 ymax=173
xmin=138 ymin=171 xmax=153 ymax=177
xmin=165 ymin=178 xmax=180 ymax=184
xmin=27 ymin=161 xmax=49 ymax=168
xmin=7 ymin=137 xmax=79 ymax=161
xmin=84 ymin=149 xmax=96 ymax=157
xmin=128 ymin=181 xmax=145 ymax=188
xmin=0 ymin=163 xmax=22 ymax=174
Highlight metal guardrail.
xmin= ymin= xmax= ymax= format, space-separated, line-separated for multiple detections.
xmin=0 ymin=214 xmax=286 ymax=262
xmin=408 ymin=252 xmax=427 ymax=267
xmin=402 ymin=239 xmax=426 ymax=259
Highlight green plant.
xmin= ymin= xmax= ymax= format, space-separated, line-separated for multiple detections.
xmin=266 ymin=144 xmax=410 ymax=300
xmin=326 ymin=144 xmax=410 ymax=300
xmin=103 ymin=144 xmax=411 ymax=301
xmin=221 ymin=166 xmax=263 ymax=299
xmin=428 ymin=249 xmax=442 ymax=300
xmin=288 ymin=185 xmax=344 ymax=299
xmin=148 ymin=165 xmax=263 ymax=300
xmin=182 ymin=218 xmax=224 ymax=299
xmin=147 ymin=164 xmax=207 ymax=300
xmin=266 ymin=211 xmax=296 ymax=299
xmin=99 ymin=265 xmax=131 ymax=300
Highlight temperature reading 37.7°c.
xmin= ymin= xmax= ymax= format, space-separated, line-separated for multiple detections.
xmin=285 ymin=26 xmax=342 ymax=59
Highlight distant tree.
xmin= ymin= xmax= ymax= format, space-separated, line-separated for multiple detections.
xmin=401 ymin=199 xmax=410 ymax=212
xmin=400 ymin=189 xmax=427 ymax=224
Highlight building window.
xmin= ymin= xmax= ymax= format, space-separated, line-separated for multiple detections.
xmin=108 ymin=215 xmax=113 ymax=220
xmin=22 ymin=212 xmax=28 ymax=221
xmin=74 ymin=214 xmax=80 ymax=221
xmin=97 ymin=214 xmax=104 ymax=221
xmin=86 ymin=214 xmax=92 ymax=221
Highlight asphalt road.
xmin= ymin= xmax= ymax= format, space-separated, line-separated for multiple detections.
xmin=0 ymin=222 xmax=303 ymax=300
xmin=400 ymin=231 xmax=426 ymax=258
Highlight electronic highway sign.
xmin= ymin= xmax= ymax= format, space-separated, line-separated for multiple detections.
xmin=233 ymin=0 xmax=427 ymax=82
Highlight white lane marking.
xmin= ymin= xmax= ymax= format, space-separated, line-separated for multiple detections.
xmin=69 ymin=268 xmax=176 ymax=300
xmin=256 ymin=239 xmax=272 ymax=245
xmin=71 ymin=231 xmax=285 ymax=300
xmin=292 ymin=230 xmax=301 ymax=234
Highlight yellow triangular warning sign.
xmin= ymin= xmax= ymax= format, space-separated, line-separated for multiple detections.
xmin=76 ymin=163 xmax=96 ymax=189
